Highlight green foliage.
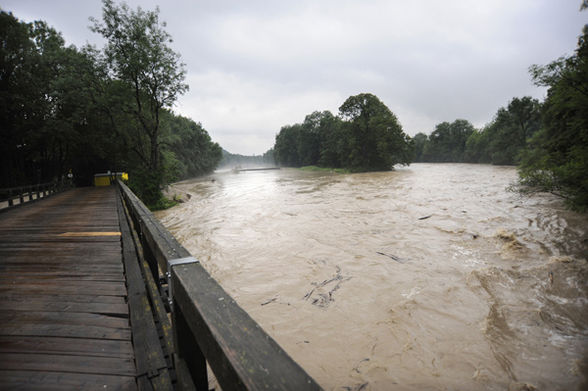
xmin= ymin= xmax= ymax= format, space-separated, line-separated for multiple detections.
xmin=300 ymin=166 xmax=350 ymax=174
xmin=421 ymin=120 xmax=475 ymax=162
xmin=339 ymin=93 xmax=413 ymax=170
xmin=147 ymin=196 xmax=179 ymax=211
xmin=0 ymin=11 xmax=122 ymax=186
xmin=414 ymin=98 xmax=541 ymax=165
xmin=273 ymin=94 xmax=412 ymax=171
xmin=463 ymin=129 xmax=491 ymax=163
xmin=160 ymin=112 xmax=222 ymax=181
xmin=519 ymin=25 xmax=588 ymax=210
xmin=411 ymin=133 xmax=428 ymax=162
xmin=482 ymin=97 xmax=541 ymax=165
xmin=90 ymin=0 xmax=188 ymax=174
xmin=1 ymin=6 xmax=222 ymax=206
xmin=128 ymin=168 xmax=164 ymax=207
xmin=274 ymin=123 xmax=303 ymax=166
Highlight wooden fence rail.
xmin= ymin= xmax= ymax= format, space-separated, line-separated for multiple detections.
xmin=0 ymin=181 xmax=70 ymax=209
xmin=117 ymin=180 xmax=322 ymax=391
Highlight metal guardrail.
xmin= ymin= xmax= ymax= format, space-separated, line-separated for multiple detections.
xmin=0 ymin=181 xmax=70 ymax=209
xmin=117 ymin=180 xmax=322 ymax=391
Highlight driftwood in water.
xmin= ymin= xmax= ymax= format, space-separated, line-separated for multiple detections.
xmin=261 ymin=297 xmax=278 ymax=306
xmin=377 ymin=252 xmax=408 ymax=264
xmin=303 ymin=266 xmax=351 ymax=308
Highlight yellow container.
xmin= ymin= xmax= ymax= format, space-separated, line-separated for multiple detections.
xmin=94 ymin=172 xmax=129 ymax=186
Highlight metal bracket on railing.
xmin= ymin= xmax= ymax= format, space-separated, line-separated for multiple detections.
xmin=166 ymin=256 xmax=199 ymax=307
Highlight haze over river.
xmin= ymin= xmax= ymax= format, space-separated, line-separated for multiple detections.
xmin=156 ymin=163 xmax=587 ymax=391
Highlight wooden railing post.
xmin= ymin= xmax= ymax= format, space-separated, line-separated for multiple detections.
xmin=173 ymin=301 xmax=208 ymax=390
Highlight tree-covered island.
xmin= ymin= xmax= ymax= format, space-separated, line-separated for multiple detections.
xmin=273 ymin=93 xmax=413 ymax=172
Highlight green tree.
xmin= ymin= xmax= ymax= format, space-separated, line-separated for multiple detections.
xmin=90 ymin=0 xmax=188 ymax=203
xmin=297 ymin=112 xmax=323 ymax=166
xmin=485 ymin=97 xmax=541 ymax=165
xmin=412 ymin=132 xmax=429 ymax=162
xmin=338 ymin=93 xmax=412 ymax=170
xmin=0 ymin=11 xmax=40 ymax=186
xmin=273 ymin=94 xmax=412 ymax=170
xmin=422 ymin=119 xmax=475 ymax=162
xmin=274 ymin=124 xmax=302 ymax=166
xmin=316 ymin=111 xmax=345 ymax=168
xmin=160 ymin=112 xmax=222 ymax=181
xmin=0 ymin=12 xmax=119 ymax=187
xmin=464 ymin=128 xmax=491 ymax=163
xmin=519 ymin=24 xmax=588 ymax=209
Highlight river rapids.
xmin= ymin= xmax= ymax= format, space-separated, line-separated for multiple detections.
xmin=155 ymin=163 xmax=588 ymax=391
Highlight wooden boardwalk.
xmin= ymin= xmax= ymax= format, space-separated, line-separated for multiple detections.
xmin=0 ymin=187 xmax=138 ymax=390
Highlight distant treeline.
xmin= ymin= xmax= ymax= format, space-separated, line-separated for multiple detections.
xmin=1 ymin=4 xmax=221 ymax=207
xmin=273 ymin=93 xmax=413 ymax=172
xmin=412 ymin=96 xmax=542 ymax=165
xmin=219 ymin=149 xmax=275 ymax=168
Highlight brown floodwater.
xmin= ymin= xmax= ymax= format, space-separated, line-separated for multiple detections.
xmin=155 ymin=163 xmax=588 ymax=391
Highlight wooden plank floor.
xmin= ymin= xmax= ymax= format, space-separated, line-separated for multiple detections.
xmin=0 ymin=187 xmax=137 ymax=390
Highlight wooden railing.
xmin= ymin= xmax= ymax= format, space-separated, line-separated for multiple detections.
xmin=0 ymin=181 xmax=70 ymax=209
xmin=117 ymin=180 xmax=322 ymax=391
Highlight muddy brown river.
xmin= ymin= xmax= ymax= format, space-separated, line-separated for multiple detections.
xmin=155 ymin=163 xmax=587 ymax=391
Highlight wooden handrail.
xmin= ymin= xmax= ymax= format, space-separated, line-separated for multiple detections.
xmin=117 ymin=180 xmax=322 ymax=391
xmin=0 ymin=181 xmax=69 ymax=209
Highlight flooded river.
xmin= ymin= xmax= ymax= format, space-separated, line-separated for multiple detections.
xmin=155 ymin=163 xmax=587 ymax=391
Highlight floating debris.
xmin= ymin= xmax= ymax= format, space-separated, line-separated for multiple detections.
xmin=304 ymin=266 xmax=351 ymax=308
xmin=377 ymin=252 xmax=408 ymax=264
xmin=261 ymin=297 xmax=278 ymax=306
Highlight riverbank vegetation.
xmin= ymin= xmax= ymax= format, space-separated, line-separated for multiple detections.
xmin=300 ymin=166 xmax=350 ymax=174
xmin=1 ymin=2 xmax=221 ymax=208
xmin=412 ymin=97 xmax=542 ymax=165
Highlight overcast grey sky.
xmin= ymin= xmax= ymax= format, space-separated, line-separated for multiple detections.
xmin=3 ymin=1 xmax=587 ymax=155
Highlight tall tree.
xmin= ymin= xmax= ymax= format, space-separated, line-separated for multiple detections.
xmin=338 ymin=93 xmax=412 ymax=170
xmin=90 ymin=0 xmax=188 ymax=200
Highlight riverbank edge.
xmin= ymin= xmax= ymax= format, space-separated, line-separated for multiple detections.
xmin=299 ymin=165 xmax=351 ymax=174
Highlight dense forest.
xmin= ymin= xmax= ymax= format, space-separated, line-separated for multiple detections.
xmin=273 ymin=93 xmax=413 ymax=172
xmin=0 ymin=2 xmax=221 ymax=207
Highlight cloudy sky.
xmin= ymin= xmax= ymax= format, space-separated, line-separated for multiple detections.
xmin=4 ymin=1 xmax=587 ymax=155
